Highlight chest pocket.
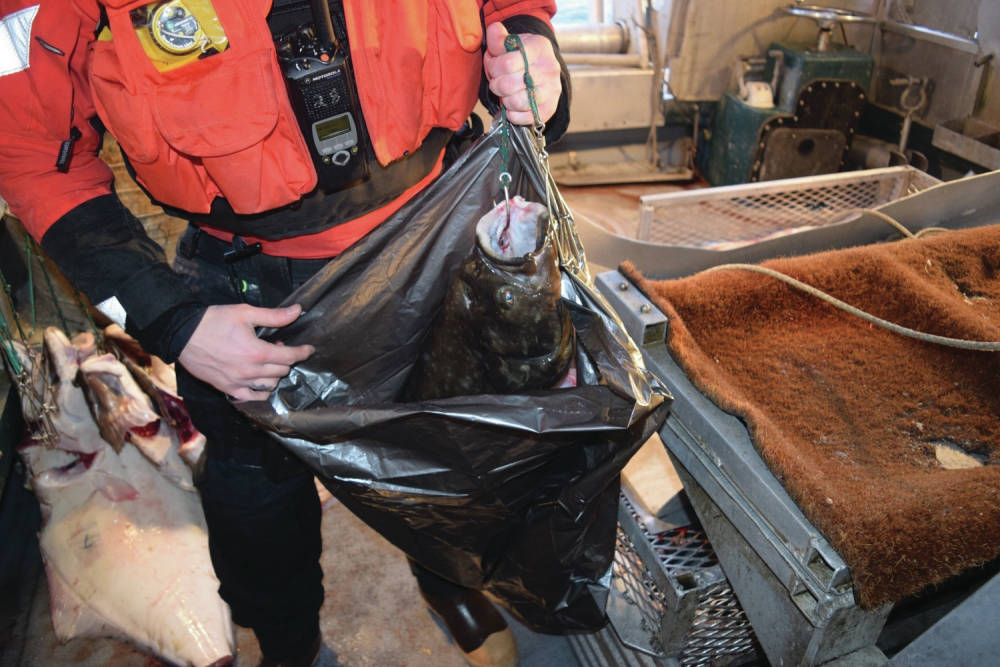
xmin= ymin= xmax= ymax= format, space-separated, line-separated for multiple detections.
xmin=89 ymin=0 xmax=316 ymax=213
xmin=343 ymin=0 xmax=483 ymax=166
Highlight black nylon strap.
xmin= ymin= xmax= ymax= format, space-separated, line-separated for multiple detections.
xmin=160 ymin=128 xmax=452 ymax=240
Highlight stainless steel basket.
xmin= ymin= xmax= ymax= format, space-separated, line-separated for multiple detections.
xmin=636 ymin=167 xmax=939 ymax=249
xmin=576 ymin=167 xmax=943 ymax=278
xmin=568 ymin=493 xmax=758 ymax=667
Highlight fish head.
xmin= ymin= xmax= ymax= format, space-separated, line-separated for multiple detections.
xmin=463 ymin=197 xmax=566 ymax=358
xmin=475 ymin=195 xmax=549 ymax=263
xmin=407 ymin=196 xmax=575 ymax=398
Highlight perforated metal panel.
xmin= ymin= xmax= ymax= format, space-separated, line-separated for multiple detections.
xmin=604 ymin=494 xmax=758 ymax=666
xmin=637 ymin=167 xmax=939 ymax=250
xmin=681 ymin=582 xmax=759 ymax=666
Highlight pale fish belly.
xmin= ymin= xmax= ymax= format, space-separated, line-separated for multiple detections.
xmin=32 ymin=441 xmax=234 ymax=666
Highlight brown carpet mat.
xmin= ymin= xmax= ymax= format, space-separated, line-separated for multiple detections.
xmin=622 ymin=225 xmax=1000 ymax=609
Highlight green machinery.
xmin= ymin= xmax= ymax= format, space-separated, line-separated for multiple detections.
xmin=704 ymin=5 xmax=875 ymax=186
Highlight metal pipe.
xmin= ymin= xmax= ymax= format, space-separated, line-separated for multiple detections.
xmin=848 ymin=135 xmax=908 ymax=169
xmin=589 ymin=0 xmax=604 ymax=23
xmin=881 ymin=19 xmax=980 ymax=55
xmin=817 ymin=26 xmax=833 ymax=52
xmin=555 ymin=22 xmax=629 ymax=54
xmin=899 ymin=113 xmax=913 ymax=154
xmin=561 ymin=53 xmax=644 ymax=67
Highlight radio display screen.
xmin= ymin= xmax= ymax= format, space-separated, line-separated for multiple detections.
xmin=315 ymin=115 xmax=352 ymax=141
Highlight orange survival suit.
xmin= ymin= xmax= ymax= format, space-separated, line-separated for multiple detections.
xmin=0 ymin=0 xmax=568 ymax=360
xmin=0 ymin=2 xmax=570 ymax=660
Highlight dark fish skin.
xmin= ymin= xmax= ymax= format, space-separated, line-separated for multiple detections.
xmin=76 ymin=355 xmax=161 ymax=454
xmin=77 ymin=369 xmax=131 ymax=452
xmin=407 ymin=209 xmax=575 ymax=400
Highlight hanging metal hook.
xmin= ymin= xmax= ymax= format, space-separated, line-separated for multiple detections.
xmin=499 ymin=171 xmax=512 ymax=226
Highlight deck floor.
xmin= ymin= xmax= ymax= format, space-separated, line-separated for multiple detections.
xmin=560 ymin=182 xmax=691 ymax=240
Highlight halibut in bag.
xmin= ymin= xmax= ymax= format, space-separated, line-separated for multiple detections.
xmin=238 ymin=121 xmax=672 ymax=632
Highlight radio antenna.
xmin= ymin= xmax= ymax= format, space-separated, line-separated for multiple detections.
xmin=310 ymin=0 xmax=338 ymax=49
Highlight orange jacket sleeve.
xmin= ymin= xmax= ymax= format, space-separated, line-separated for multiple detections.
xmin=0 ymin=0 xmax=113 ymax=241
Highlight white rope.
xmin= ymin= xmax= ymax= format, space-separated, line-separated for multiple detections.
xmin=702 ymin=263 xmax=1000 ymax=351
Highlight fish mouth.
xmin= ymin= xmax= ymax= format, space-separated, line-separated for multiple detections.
xmin=477 ymin=212 xmax=550 ymax=265
xmin=476 ymin=196 xmax=550 ymax=264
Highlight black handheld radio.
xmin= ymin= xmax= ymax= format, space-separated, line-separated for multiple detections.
xmin=274 ymin=0 xmax=369 ymax=191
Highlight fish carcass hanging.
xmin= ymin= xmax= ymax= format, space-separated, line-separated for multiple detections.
xmin=13 ymin=327 xmax=234 ymax=667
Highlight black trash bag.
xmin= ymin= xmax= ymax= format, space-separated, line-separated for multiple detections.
xmin=238 ymin=120 xmax=672 ymax=633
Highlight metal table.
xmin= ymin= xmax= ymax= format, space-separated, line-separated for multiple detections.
xmin=587 ymin=169 xmax=1000 ymax=666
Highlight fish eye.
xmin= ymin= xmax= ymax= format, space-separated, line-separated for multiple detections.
xmin=495 ymin=286 xmax=516 ymax=309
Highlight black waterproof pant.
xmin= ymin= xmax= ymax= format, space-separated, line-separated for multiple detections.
xmin=172 ymin=225 xmax=473 ymax=658
xmin=173 ymin=226 xmax=329 ymax=660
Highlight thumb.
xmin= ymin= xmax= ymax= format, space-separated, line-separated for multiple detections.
xmin=485 ymin=21 xmax=510 ymax=58
xmin=246 ymin=304 xmax=304 ymax=329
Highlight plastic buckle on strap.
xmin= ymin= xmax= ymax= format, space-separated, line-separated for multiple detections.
xmin=223 ymin=241 xmax=263 ymax=264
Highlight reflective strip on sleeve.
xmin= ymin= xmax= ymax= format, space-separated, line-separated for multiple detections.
xmin=0 ymin=5 xmax=39 ymax=77
xmin=97 ymin=296 xmax=127 ymax=329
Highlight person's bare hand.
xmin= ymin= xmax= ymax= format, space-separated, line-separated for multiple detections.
xmin=483 ymin=22 xmax=561 ymax=126
xmin=178 ymin=303 xmax=314 ymax=402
